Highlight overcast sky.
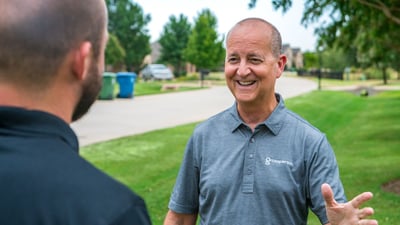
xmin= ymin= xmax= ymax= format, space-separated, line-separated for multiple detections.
xmin=133 ymin=0 xmax=318 ymax=52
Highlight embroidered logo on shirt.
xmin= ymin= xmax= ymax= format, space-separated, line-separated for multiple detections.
xmin=265 ymin=157 xmax=293 ymax=167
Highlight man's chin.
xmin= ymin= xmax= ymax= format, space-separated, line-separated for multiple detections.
xmin=235 ymin=94 xmax=256 ymax=103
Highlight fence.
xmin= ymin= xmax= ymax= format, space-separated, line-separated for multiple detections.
xmin=297 ymin=69 xmax=344 ymax=80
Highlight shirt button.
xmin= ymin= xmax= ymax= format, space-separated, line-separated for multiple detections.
xmin=249 ymin=154 xmax=254 ymax=158
xmin=247 ymin=169 xmax=252 ymax=174
xmin=250 ymin=138 xmax=255 ymax=143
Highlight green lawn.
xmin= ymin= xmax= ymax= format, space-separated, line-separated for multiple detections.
xmin=108 ymin=80 xmax=205 ymax=97
xmin=133 ymin=81 xmax=205 ymax=96
xmin=82 ymin=90 xmax=400 ymax=225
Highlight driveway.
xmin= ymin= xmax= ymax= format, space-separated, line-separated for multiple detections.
xmin=71 ymin=76 xmax=317 ymax=146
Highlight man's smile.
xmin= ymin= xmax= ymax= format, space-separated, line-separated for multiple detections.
xmin=237 ymin=80 xmax=256 ymax=86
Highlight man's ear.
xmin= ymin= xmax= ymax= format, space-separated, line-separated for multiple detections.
xmin=278 ymin=54 xmax=287 ymax=71
xmin=276 ymin=54 xmax=287 ymax=78
xmin=72 ymin=42 xmax=92 ymax=81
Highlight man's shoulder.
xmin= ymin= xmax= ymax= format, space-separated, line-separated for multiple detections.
xmin=284 ymin=109 xmax=324 ymax=135
xmin=0 ymin=147 xmax=149 ymax=225
xmin=195 ymin=107 xmax=235 ymax=130
xmin=191 ymin=112 xmax=232 ymax=141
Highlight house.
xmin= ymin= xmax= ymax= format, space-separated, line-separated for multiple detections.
xmin=282 ymin=44 xmax=304 ymax=70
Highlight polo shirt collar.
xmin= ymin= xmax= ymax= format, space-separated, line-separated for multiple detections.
xmin=228 ymin=93 xmax=286 ymax=135
xmin=0 ymin=106 xmax=79 ymax=151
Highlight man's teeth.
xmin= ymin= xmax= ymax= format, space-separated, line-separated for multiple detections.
xmin=238 ymin=81 xmax=255 ymax=86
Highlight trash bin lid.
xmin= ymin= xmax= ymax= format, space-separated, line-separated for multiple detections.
xmin=116 ymin=72 xmax=137 ymax=78
xmin=103 ymin=72 xmax=116 ymax=77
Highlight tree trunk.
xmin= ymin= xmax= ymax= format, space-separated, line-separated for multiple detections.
xmin=382 ymin=66 xmax=388 ymax=85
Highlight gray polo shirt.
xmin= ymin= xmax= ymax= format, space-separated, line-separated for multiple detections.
xmin=168 ymin=94 xmax=346 ymax=225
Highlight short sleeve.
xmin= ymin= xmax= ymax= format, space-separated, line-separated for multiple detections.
xmin=168 ymin=136 xmax=200 ymax=214
xmin=308 ymin=135 xmax=347 ymax=224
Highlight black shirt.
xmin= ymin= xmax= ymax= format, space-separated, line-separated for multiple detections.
xmin=0 ymin=107 xmax=152 ymax=225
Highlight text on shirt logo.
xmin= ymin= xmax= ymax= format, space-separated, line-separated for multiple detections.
xmin=265 ymin=157 xmax=293 ymax=167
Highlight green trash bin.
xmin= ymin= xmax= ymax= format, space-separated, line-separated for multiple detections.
xmin=98 ymin=72 xmax=116 ymax=100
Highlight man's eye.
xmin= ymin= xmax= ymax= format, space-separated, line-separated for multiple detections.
xmin=228 ymin=57 xmax=239 ymax=63
xmin=250 ymin=58 xmax=262 ymax=64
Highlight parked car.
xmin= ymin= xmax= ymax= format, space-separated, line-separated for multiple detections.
xmin=140 ymin=64 xmax=174 ymax=81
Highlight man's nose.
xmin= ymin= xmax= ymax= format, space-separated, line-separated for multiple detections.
xmin=236 ymin=62 xmax=250 ymax=77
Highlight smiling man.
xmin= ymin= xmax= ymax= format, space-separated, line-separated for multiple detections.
xmin=163 ymin=17 xmax=377 ymax=225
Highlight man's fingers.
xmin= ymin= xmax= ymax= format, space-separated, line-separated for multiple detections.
xmin=358 ymin=207 xmax=375 ymax=219
xmin=321 ymin=183 xmax=336 ymax=207
xmin=351 ymin=192 xmax=374 ymax=208
xmin=358 ymin=219 xmax=379 ymax=225
xmin=322 ymin=183 xmax=378 ymax=225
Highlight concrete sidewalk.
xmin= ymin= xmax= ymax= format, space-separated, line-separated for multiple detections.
xmin=71 ymin=76 xmax=318 ymax=146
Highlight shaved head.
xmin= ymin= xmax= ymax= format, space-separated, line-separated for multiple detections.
xmin=0 ymin=0 xmax=107 ymax=90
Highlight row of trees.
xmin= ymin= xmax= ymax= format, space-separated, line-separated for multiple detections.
xmin=105 ymin=0 xmax=398 ymax=83
xmin=250 ymin=0 xmax=399 ymax=84
xmin=158 ymin=11 xmax=225 ymax=76
xmin=105 ymin=0 xmax=224 ymax=77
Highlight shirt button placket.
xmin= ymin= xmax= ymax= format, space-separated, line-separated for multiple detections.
xmin=242 ymin=135 xmax=256 ymax=193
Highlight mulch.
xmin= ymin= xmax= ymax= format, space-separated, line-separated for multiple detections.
xmin=381 ymin=179 xmax=400 ymax=195
xmin=345 ymin=86 xmax=382 ymax=96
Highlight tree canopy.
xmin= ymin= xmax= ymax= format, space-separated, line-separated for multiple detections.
xmin=184 ymin=9 xmax=225 ymax=71
xmin=105 ymin=33 xmax=126 ymax=71
xmin=158 ymin=14 xmax=192 ymax=77
xmin=106 ymin=0 xmax=151 ymax=73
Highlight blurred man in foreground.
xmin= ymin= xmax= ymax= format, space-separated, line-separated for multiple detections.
xmin=0 ymin=0 xmax=151 ymax=224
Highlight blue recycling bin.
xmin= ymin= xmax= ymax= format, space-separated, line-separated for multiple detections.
xmin=116 ymin=72 xmax=136 ymax=98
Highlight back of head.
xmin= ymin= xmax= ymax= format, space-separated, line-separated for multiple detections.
xmin=0 ymin=0 xmax=107 ymax=91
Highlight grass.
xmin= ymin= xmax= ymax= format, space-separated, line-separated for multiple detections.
xmin=285 ymin=90 xmax=400 ymax=224
xmin=82 ymin=90 xmax=400 ymax=225
xmin=134 ymin=80 xmax=205 ymax=96
xmin=109 ymin=80 xmax=205 ymax=97
xmin=302 ymin=75 xmax=400 ymax=89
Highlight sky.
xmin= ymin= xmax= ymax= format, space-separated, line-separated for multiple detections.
xmin=133 ymin=0 xmax=318 ymax=52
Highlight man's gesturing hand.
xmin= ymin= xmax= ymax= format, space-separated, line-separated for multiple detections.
xmin=321 ymin=183 xmax=378 ymax=225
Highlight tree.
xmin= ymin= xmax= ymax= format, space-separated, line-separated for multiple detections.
xmin=158 ymin=14 xmax=192 ymax=77
xmin=105 ymin=33 xmax=126 ymax=71
xmin=184 ymin=9 xmax=225 ymax=72
xmin=249 ymin=0 xmax=400 ymax=84
xmin=106 ymin=0 xmax=151 ymax=73
xmin=249 ymin=0 xmax=400 ymax=24
xmin=321 ymin=47 xmax=358 ymax=72
xmin=302 ymin=51 xmax=319 ymax=70
xmin=357 ymin=0 xmax=400 ymax=25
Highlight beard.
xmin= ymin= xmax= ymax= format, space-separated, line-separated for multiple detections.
xmin=71 ymin=59 xmax=102 ymax=122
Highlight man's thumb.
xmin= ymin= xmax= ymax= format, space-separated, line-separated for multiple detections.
xmin=321 ymin=183 xmax=335 ymax=207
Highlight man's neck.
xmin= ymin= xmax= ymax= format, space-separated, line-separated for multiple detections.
xmin=0 ymin=83 xmax=73 ymax=123
xmin=237 ymin=98 xmax=278 ymax=131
